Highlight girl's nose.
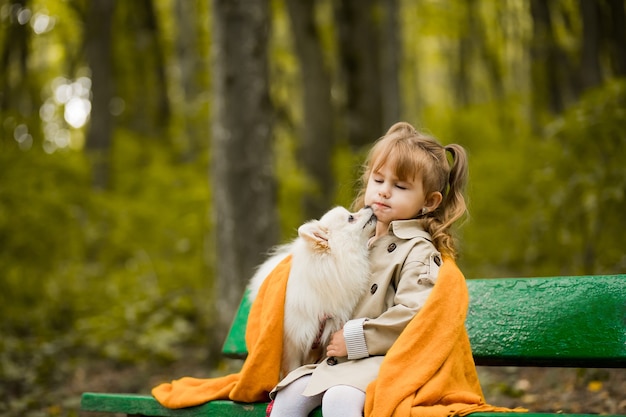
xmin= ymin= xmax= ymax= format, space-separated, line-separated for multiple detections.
xmin=378 ymin=186 xmax=390 ymax=198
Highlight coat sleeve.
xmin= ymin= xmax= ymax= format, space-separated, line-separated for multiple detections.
xmin=362 ymin=239 xmax=440 ymax=356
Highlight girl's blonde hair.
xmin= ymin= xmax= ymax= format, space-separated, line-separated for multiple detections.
xmin=352 ymin=122 xmax=469 ymax=258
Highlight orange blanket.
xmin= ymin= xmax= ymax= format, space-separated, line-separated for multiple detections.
xmin=364 ymin=257 xmax=525 ymax=417
xmin=152 ymin=255 xmax=292 ymax=407
xmin=153 ymin=255 xmax=525 ymax=416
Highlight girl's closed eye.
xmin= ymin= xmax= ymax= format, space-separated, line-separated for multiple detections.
xmin=395 ymin=181 xmax=412 ymax=190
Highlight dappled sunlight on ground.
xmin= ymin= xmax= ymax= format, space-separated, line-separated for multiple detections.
xmin=478 ymin=366 xmax=626 ymax=414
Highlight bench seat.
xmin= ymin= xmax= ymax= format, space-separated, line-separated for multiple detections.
xmin=81 ymin=274 xmax=626 ymax=416
xmin=80 ymin=392 xmax=617 ymax=417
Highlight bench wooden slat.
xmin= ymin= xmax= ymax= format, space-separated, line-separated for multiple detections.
xmin=467 ymin=275 xmax=626 ymax=367
xmin=80 ymin=393 xmax=269 ymax=416
xmin=222 ymin=275 xmax=626 ymax=367
xmin=221 ymin=290 xmax=252 ymax=359
xmin=81 ymin=393 xmax=324 ymax=416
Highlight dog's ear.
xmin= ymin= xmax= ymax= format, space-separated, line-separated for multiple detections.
xmin=298 ymin=221 xmax=330 ymax=251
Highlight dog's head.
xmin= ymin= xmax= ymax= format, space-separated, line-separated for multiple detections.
xmin=297 ymin=206 xmax=377 ymax=252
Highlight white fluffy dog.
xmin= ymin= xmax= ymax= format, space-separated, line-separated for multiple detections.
xmin=247 ymin=206 xmax=377 ymax=376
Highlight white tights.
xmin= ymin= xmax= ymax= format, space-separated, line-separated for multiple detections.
xmin=321 ymin=384 xmax=366 ymax=417
xmin=270 ymin=375 xmax=365 ymax=417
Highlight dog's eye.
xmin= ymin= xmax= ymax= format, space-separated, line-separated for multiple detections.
xmin=348 ymin=215 xmax=355 ymax=223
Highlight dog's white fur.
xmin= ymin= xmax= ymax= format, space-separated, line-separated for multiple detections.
xmin=247 ymin=206 xmax=376 ymax=376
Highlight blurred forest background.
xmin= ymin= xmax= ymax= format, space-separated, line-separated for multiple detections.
xmin=1 ymin=0 xmax=625 ymax=416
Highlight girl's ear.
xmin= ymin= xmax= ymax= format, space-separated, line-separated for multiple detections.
xmin=424 ymin=191 xmax=443 ymax=212
xmin=298 ymin=221 xmax=330 ymax=251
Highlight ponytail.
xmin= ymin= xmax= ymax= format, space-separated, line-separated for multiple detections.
xmin=425 ymin=144 xmax=469 ymax=259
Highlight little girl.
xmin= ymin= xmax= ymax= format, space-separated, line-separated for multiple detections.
xmin=268 ymin=121 xmax=469 ymax=417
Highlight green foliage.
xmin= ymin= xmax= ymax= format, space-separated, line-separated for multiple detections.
xmin=419 ymin=101 xmax=532 ymax=278
xmin=331 ymin=143 xmax=370 ymax=209
xmin=526 ymin=79 xmax=626 ymax=275
xmin=274 ymin=123 xmax=308 ymax=239
xmin=0 ymin=132 xmax=213 ymax=416
xmin=422 ymin=81 xmax=626 ymax=279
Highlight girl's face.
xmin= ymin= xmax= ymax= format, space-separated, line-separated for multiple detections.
xmin=364 ymin=163 xmax=427 ymax=232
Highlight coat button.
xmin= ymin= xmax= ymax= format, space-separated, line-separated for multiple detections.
xmin=327 ymin=357 xmax=338 ymax=366
xmin=370 ymin=283 xmax=378 ymax=294
xmin=387 ymin=243 xmax=396 ymax=252
xmin=434 ymin=255 xmax=441 ymax=266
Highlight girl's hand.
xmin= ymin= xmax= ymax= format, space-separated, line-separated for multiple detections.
xmin=326 ymin=329 xmax=347 ymax=357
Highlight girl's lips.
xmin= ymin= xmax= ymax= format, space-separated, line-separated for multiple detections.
xmin=372 ymin=202 xmax=390 ymax=210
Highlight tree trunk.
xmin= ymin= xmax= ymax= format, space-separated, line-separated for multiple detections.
xmin=141 ymin=0 xmax=170 ymax=132
xmin=477 ymin=2 xmax=504 ymax=101
xmin=0 ymin=0 xmax=39 ymax=148
xmin=578 ymin=0 xmax=603 ymax=92
xmin=606 ymin=0 xmax=626 ymax=77
xmin=334 ymin=0 xmax=384 ymax=149
xmin=84 ymin=0 xmax=115 ymax=189
xmin=285 ymin=0 xmax=335 ymax=220
xmin=455 ymin=0 xmax=473 ymax=107
xmin=211 ymin=0 xmax=277 ymax=344
xmin=174 ymin=0 xmax=208 ymax=161
xmin=117 ymin=0 xmax=170 ymax=136
xmin=380 ymin=0 xmax=401 ymax=127
xmin=529 ymin=0 xmax=573 ymax=118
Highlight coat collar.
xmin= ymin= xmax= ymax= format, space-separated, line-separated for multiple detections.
xmin=388 ymin=219 xmax=432 ymax=241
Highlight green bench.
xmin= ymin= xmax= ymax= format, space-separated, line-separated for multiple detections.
xmin=81 ymin=274 xmax=626 ymax=417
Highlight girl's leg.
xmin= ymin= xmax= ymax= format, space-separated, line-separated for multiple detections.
xmin=269 ymin=375 xmax=323 ymax=417
xmin=321 ymin=385 xmax=366 ymax=417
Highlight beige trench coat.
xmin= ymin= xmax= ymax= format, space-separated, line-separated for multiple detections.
xmin=271 ymin=219 xmax=442 ymax=397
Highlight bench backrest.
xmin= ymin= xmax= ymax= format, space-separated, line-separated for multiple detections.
xmin=223 ymin=275 xmax=626 ymax=368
